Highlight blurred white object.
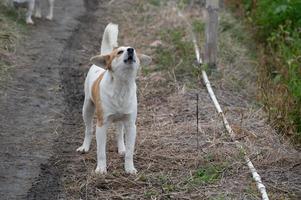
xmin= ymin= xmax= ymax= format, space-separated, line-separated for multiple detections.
xmin=12 ymin=0 xmax=55 ymax=24
xmin=150 ymin=40 xmax=163 ymax=47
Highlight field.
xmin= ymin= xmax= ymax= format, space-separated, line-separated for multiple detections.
xmin=0 ymin=0 xmax=300 ymax=199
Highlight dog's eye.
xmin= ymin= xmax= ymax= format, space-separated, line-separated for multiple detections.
xmin=117 ymin=50 xmax=124 ymax=55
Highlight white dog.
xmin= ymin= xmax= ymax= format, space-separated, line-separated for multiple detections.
xmin=12 ymin=0 xmax=55 ymax=24
xmin=76 ymin=23 xmax=151 ymax=174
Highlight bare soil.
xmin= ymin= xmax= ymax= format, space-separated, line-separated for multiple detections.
xmin=0 ymin=0 xmax=95 ymax=198
xmin=0 ymin=0 xmax=300 ymax=200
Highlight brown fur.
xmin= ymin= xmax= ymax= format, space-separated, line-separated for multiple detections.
xmin=103 ymin=48 xmax=122 ymax=70
xmin=91 ymin=72 xmax=105 ymax=126
xmin=90 ymin=49 xmax=123 ymax=126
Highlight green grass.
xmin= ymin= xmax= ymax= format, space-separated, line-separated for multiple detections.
xmin=192 ymin=162 xmax=227 ymax=185
xmin=146 ymin=27 xmax=201 ymax=88
xmin=148 ymin=0 xmax=162 ymax=7
xmin=0 ymin=2 xmax=26 ymax=83
xmin=192 ymin=20 xmax=204 ymax=34
xmin=0 ymin=60 xmax=12 ymax=82
xmin=226 ymin=0 xmax=301 ymax=143
xmin=0 ymin=4 xmax=25 ymax=50
xmin=195 ymin=165 xmax=221 ymax=184
xmin=177 ymin=0 xmax=190 ymax=9
xmin=252 ymin=0 xmax=301 ymax=142
xmin=144 ymin=189 xmax=159 ymax=199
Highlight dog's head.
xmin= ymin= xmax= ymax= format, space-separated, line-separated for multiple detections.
xmin=90 ymin=46 xmax=151 ymax=79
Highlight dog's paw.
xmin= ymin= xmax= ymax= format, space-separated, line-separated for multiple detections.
xmin=46 ymin=15 xmax=53 ymax=21
xmin=125 ymin=167 xmax=137 ymax=175
xmin=118 ymin=149 xmax=126 ymax=156
xmin=76 ymin=145 xmax=89 ymax=153
xmin=26 ymin=18 xmax=34 ymax=24
xmin=34 ymin=12 xmax=42 ymax=18
xmin=95 ymin=166 xmax=107 ymax=175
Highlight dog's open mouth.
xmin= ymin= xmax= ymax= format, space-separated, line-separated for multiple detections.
xmin=124 ymin=55 xmax=136 ymax=64
xmin=123 ymin=48 xmax=136 ymax=64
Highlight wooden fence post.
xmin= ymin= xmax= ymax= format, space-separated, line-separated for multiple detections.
xmin=205 ymin=0 xmax=219 ymax=68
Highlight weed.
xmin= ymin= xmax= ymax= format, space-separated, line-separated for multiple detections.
xmin=148 ymin=0 xmax=162 ymax=7
xmin=225 ymin=0 xmax=301 ymax=142
xmin=162 ymin=182 xmax=175 ymax=193
xmin=144 ymin=189 xmax=159 ymax=198
xmin=195 ymin=165 xmax=221 ymax=184
xmin=177 ymin=0 xmax=190 ymax=9
xmin=251 ymin=0 xmax=301 ymax=41
xmin=209 ymin=195 xmax=226 ymax=200
xmin=0 ymin=6 xmax=23 ymax=51
xmin=149 ymin=27 xmax=201 ymax=87
xmin=257 ymin=2 xmax=301 ymax=142
xmin=192 ymin=19 xmax=205 ymax=48
xmin=192 ymin=20 xmax=204 ymax=34
xmin=0 ymin=60 xmax=12 ymax=82
xmin=0 ymin=2 xmax=27 ymax=25
xmin=190 ymin=162 xmax=228 ymax=185
xmin=0 ymin=2 xmax=26 ymax=84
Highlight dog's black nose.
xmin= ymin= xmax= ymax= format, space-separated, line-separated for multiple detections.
xmin=127 ymin=48 xmax=134 ymax=54
xmin=124 ymin=47 xmax=136 ymax=63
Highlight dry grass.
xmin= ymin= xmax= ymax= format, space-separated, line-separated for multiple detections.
xmin=0 ymin=1 xmax=26 ymax=83
xmin=60 ymin=0 xmax=301 ymax=199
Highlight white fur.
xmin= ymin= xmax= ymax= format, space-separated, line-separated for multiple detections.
xmin=76 ymin=23 xmax=151 ymax=175
xmin=12 ymin=0 xmax=55 ymax=24
xmin=100 ymin=23 xmax=119 ymax=55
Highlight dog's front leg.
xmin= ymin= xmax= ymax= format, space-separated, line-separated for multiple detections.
xmin=46 ymin=0 xmax=54 ymax=20
xmin=124 ymin=122 xmax=137 ymax=174
xmin=26 ymin=0 xmax=35 ymax=24
xmin=34 ymin=0 xmax=41 ymax=18
xmin=95 ymin=123 xmax=109 ymax=174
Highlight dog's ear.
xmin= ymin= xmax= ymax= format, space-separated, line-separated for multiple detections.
xmin=90 ymin=54 xmax=111 ymax=69
xmin=138 ymin=54 xmax=152 ymax=66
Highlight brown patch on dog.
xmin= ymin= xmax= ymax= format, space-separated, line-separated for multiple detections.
xmin=91 ymin=72 xmax=105 ymax=126
xmin=90 ymin=47 xmax=124 ymax=70
xmin=105 ymin=48 xmax=122 ymax=70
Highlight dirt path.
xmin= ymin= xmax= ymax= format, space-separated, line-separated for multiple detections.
xmin=0 ymin=0 xmax=300 ymax=199
xmin=0 ymin=0 xmax=97 ymax=198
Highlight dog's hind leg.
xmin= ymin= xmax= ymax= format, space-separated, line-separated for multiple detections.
xmin=46 ymin=0 xmax=54 ymax=20
xmin=76 ymin=98 xmax=95 ymax=153
xmin=116 ymin=122 xmax=126 ymax=156
xmin=34 ymin=0 xmax=41 ymax=18
xmin=26 ymin=0 xmax=35 ymax=24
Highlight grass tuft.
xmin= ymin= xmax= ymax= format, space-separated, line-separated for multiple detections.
xmin=192 ymin=162 xmax=228 ymax=185
xmin=225 ymin=0 xmax=301 ymax=143
xmin=148 ymin=0 xmax=162 ymax=7
xmin=147 ymin=27 xmax=201 ymax=88
xmin=0 ymin=1 xmax=26 ymax=83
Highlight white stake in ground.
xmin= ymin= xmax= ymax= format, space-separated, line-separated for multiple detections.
xmin=178 ymin=11 xmax=269 ymax=200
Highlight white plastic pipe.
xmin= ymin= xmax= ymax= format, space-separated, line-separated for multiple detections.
xmin=199 ymin=35 xmax=269 ymax=200
xmin=178 ymin=10 xmax=269 ymax=200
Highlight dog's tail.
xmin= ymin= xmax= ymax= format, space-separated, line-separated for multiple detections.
xmin=100 ymin=23 xmax=119 ymax=55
